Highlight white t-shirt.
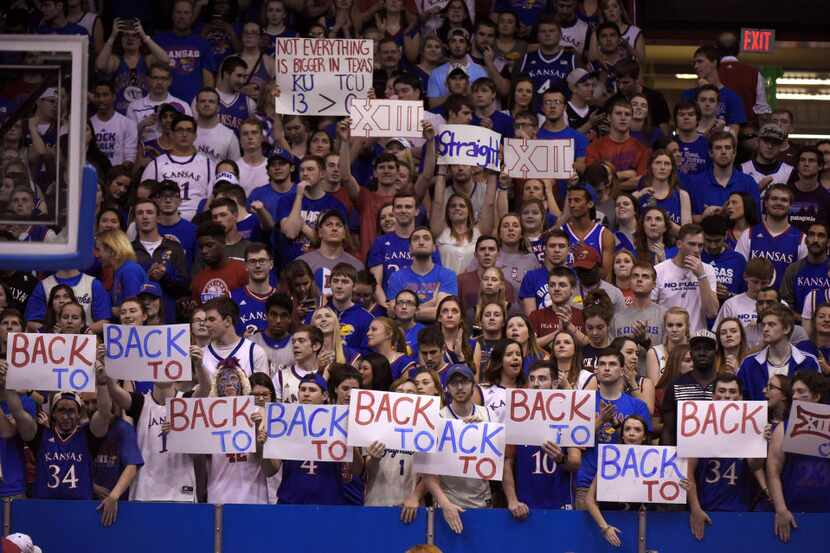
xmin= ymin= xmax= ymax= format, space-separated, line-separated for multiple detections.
xmin=437 ymin=226 xmax=480 ymax=275
xmin=714 ymin=292 xmax=757 ymax=332
xmin=195 ymin=122 xmax=241 ymax=163
xmin=127 ymin=92 xmax=192 ymax=142
xmin=140 ymin=238 xmax=163 ymax=258
xmin=651 ymin=258 xmax=717 ymax=332
xmin=140 ymin=152 xmax=213 ymax=221
xmin=90 ymin=111 xmax=138 ymax=165
xmin=237 ymin=157 xmax=269 ymax=196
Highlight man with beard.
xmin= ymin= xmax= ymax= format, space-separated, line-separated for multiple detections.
xmin=788 ymin=146 xmax=830 ymax=234
xmin=781 ymin=223 xmax=830 ymax=319
xmin=386 ymin=228 xmax=457 ymax=323
xmin=735 ymin=184 xmax=807 ymax=289
xmin=193 ymin=88 xmax=240 ymax=163
xmin=688 ymin=131 xmax=760 ymax=223
xmin=231 ymin=243 xmax=276 ymax=336
xmin=660 ymin=330 xmax=719 ymax=445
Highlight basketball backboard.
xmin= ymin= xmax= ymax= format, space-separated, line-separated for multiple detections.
xmin=0 ymin=35 xmax=95 ymax=271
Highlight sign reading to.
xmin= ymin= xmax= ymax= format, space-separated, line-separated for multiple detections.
xmin=167 ymin=397 xmax=257 ymax=454
xmin=264 ymin=403 xmax=352 ymax=462
xmin=348 ymin=390 xmax=440 ymax=452
xmin=104 ymin=324 xmax=192 ymax=382
xmin=783 ymin=400 xmax=830 ymax=459
xmin=504 ymin=138 xmax=575 ymax=179
xmin=6 ymin=333 xmax=96 ymax=393
xmin=597 ymin=444 xmax=687 ymax=505
xmin=740 ymin=28 xmax=776 ymax=53
xmin=436 ymin=124 xmax=501 ymax=172
xmin=677 ymin=400 xmax=767 ymax=458
xmin=275 ymin=38 xmax=373 ymax=116
xmin=412 ymin=418 xmax=505 ymax=481
xmin=349 ymin=99 xmax=424 ymax=138
xmin=505 ymin=389 xmax=595 ymax=447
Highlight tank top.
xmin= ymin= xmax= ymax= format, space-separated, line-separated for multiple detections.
xmin=694 ymin=457 xmax=753 ymax=512
xmin=202 ymin=338 xmax=261 ymax=377
xmin=781 ymin=420 xmax=830 ymax=512
xmin=438 ymin=404 xmax=494 ymax=508
xmin=564 ymin=222 xmax=605 ymax=260
xmin=41 ymin=273 xmax=95 ymax=324
xmin=513 ymin=444 xmax=574 ymax=509
xmin=112 ymin=56 xmax=149 ymax=114
xmin=245 ymin=54 xmax=272 ymax=92
xmin=364 ymin=448 xmax=416 ymax=506
xmin=130 ymin=391 xmax=196 ymax=502
xmin=207 ymin=451 xmax=269 ymax=504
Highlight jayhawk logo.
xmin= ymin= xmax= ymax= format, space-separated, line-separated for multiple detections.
xmin=340 ymin=323 xmax=356 ymax=338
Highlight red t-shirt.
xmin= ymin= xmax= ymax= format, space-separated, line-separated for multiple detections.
xmin=529 ymin=305 xmax=585 ymax=338
xmin=586 ymin=136 xmax=650 ymax=176
xmin=191 ymin=260 xmax=248 ymax=303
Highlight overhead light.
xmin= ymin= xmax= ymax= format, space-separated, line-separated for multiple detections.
xmin=776 ymin=77 xmax=830 ymax=86
xmin=789 ymin=133 xmax=830 ymax=140
xmin=776 ymin=92 xmax=830 ymax=101
xmin=675 ymin=73 xmax=697 ymax=80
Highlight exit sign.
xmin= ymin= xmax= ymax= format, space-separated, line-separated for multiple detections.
xmin=740 ymin=28 xmax=776 ymax=53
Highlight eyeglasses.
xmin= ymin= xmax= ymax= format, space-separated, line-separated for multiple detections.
xmin=246 ymin=258 xmax=271 ymax=265
xmin=765 ymin=383 xmax=783 ymax=392
xmin=396 ymin=300 xmax=417 ymax=307
xmin=543 ymin=99 xmax=565 ymax=107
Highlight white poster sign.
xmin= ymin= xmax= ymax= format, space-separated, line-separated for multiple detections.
xmin=504 ymin=138 xmax=575 ymax=179
xmin=597 ymin=444 xmax=687 ymax=505
xmin=677 ymin=400 xmax=767 ymax=458
xmin=783 ymin=400 xmax=830 ymax=458
xmin=263 ymin=403 xmax=353 ymax=462
xmin=6 ymin=333 xmax=96 ymax=393
xmin=104 ymin=324 xmax=192 ymax=382
xmin=412 ymin=418 xmax=505 ymax=481
xmin=436 ymin=124 xmax=501 ymax=172
xmin=275 ymin=38 xmax=373 ymax=116
xmin=505 ymin=388 xmax=595 ymax=447
xmin=349 ymin=99 xmax=424 ymax=138
xmin=167 ymin=397 xmax=257 ymax=455
xmin=347 ymin=390 xmax=441 ymax=453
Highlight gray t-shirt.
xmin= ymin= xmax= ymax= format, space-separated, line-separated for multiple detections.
xmin=497 ymin=251 xmax=541 ymax=295
xmin=614 ymin=301 xmax=667 ymax=376
xmin=297 ymin=250 xmax=365 ymax=293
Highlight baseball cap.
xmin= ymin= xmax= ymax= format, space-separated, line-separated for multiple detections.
xmin=299 ymin=372 xmax=328 ymax=392
xmin=151 ymin=180 xmax=180 ymax=198
xmin=448 ymin=28 xmax=471 ymax=42
xmin=447 ymin=66 xmax=469 ymax=80
xmin=318 ymin=209 xmax=347 ymax=228
xmin=137 ymin=281 xmax=163 ymax=298
xmin=214 ymin=171 xmax=239 ymax=186
xmin=444 ymin=363 xmax=475 ymax=387
xmin=759 ymin=123 xmax=786 ymax=143
xmin=387 ymin=137 xmax=412 ymax=150
xmin=572 ymin=244 xmax=601 ymax=270
xmin=689 ymin=329 xmax=717 ymax=346
xmin=50 ymin=391 xmax=83 ymax=411
xmin=38 ymin=87 xmax=57 ymax=100
xmin=567 ymin=68 xmax=595 ymax=88
xmin=3 ymin=533 xmax=39 ymax=553
xmin=268 ymin=146 xmax=297 ymax=166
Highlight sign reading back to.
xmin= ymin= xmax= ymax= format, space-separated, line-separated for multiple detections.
xmin=167 ymin=397 xmax=257 ymax=455
xmin=505 ymin=388 xmax=595 ymax=447
xmin=6 ymin=333 xmax=96 ymax=393
xmin=104 ymin=324 xmax=192 ymax=382
xmin=264 ymin=403 xmax=353 ymax=462
xmin=412 ymin=418 xmax=506 ymax=481
xmin=275 ymin=38 xmax=373 ymax=116
xmin=347 ymin=390 xmax=441 ymax=452
xmin=597 ymin=444 xmax=687 ymax=505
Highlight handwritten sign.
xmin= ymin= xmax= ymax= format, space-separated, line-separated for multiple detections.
xmin=412 ymin=418 xmax=505 ymax=481
xmin=436 ymin=124 xmax=501 ymax=172
xmin=783 ymin=400 xmax=830 ymax=458
xmin=416 ymin=0 xmax=450 ymax=13
xmin=6 ymin=333 xmax=96 ymax=393
xmin=349 ymin=99 xmax=424 ymax=138
xmin=505 ymin=389 xmax=595 ymax=447
xmin=263 ymin=403 xmax=352 ymax=462
xmin=597 ymin=445 xmax=686 ymax=504
xmin=167 ymin=396 xmax=256 ymax=454
xmin=348 ymin=390 xmax=440 ymax=452
xmin=275 ymin=38 xmax=373 ymax=116
xmin=104 ymin=324 xmax=191 ymax=382
xmin=504 ymin=138 xmax=574 ymax=179
xmin=677 ymin=400 xmax=767 ymax=458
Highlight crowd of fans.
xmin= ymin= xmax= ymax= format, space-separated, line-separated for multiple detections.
xmin=0 ymin=0 xmax=829 ymax=546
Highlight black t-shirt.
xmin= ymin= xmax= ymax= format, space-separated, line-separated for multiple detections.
xmin=2 ymin=270 xmax=38 ymax=312
xmin=660 ymin=372 xmax=715 ymax=418
xmin=789 ymin=185 xmax=830 ymax=234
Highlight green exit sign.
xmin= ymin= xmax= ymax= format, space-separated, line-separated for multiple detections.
xmin=740 ymin=28 xmax=776 ymax=53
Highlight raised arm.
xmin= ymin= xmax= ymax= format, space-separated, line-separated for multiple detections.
xmin=191 ymin=346 xmax=211 ymax=398
xmin=280 ymin=181 xmax=309 ymax=239
xmin=413 ymin=121 xmax=437 ymax=202
xmin=337 ymin=119 xmax=361 ymax=203
xmin=430 ymin=169 xmax=448 ymax=237
xmin=90 ymin=362 xmax=114 ymax=438
xmin=2 ymin=389 xmax=37 ymax=442
xmin=476 ymin=171 xmax=498 ymax=236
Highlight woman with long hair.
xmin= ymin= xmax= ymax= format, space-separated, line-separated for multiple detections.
xmin=307 ymin=129 xmax=333 ymax=158
xmin=437 ymin=296 xmax=475 ymax=369
xmin=54 ymin=300 xmax=87 ymax=335
xmin=629 ymin=93 xmax=661 ymax=148
xmin=436 ymin=0 xmax=474 ymax=43
xmin=96 ymin=228 xmax=147 ymax=317
xmin=197 ymin=0 xmax=241 ymax=60
xmin=505 ymin=313 xmax=548 ymax=374
xmin=95 ymin=19 xmax=170 ymax=114
xmin=633 ymin=150 xmax=692 ymax=232
xmin=311 ymin=306 xmax=361 ymax=376
xmin=715 ymin=318 xmax=748 ymax=374
xmin=610 ymin=250 xmax=636 ymax=306
xmin=520 ymin=199 xmax=549 ymax=264
xmin=412 ymin=35 xmax=444 ymax=92
xmin=724 ymin=192 xmax=760 ymax=250
xmin=282 ymin=259 xmax=321 ymax=324
xmin=646 ymin=308 xmax=690 ymax=386
xmin=260 ymin=0 xmax=297 ymax=55
xmin=612 ymin=336 xmax=656 ymax=414
xmin=473 ymin=301 xmax=507 ymax=377
xmin=473 ymin=268 xmax=509 ymax=325
xmin=367 ymin=317 xmax=415 ymax=380
xmin=412 ymin=368 xmax=442 ymax=399
xmin=634 ymin=206 xmax=674 ymax=264
xmin=480 ymin=339 xmax=526 ymax=422
xmin=765 ymin=374 xmax=791 ymax=426
xmin=494 ymin=11 xmax=527 ymax=65
xmin=590 ymin=0 xmax=645 ymax=62
xmin=586 ymin=415 xmax=651 ymax=547
xmin=654 ymin=344 xmax=692 ymax=424
xmin=497 ymin=213 xmax=540 ymax=294
xmin=357 ymin=352 xmax=394 ymax=391
xmin=503 ymin=76 xmax=539 ymax=121
xmin=581 ymin=298 xmax=614 ymax=372
xmin=613 ymin=192 xmax=639 ymax=254
xmin=41 ymin=284 xmax=78 ymax=333
xmin=551 ymin=330 xmax=592 ymax=390
xmin=137 ymin=103 xmax=178 ymax=167
xmin=375 ymin=202 xmax=396 ymax=236
xmin=239 ymin=21 xmax=276 ymax=100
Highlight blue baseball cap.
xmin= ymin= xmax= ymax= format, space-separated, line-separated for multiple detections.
xmin=299 ymin=372 xmax=328 ymax=392
xmin=443 ymin=363 xmax=475 ymax=387
xmin=137 ymin=281 xmax=162 ymax=298
xmin=268 ymin=147 xmax=297 ymax=166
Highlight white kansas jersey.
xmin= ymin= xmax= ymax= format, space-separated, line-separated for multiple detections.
xmin=141 ymin=152 xmax=213 ymax=220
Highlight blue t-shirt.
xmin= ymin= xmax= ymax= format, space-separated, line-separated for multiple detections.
xmin=249 ymin=183 xmax=296 ymax=221
xmin=24 ymin=273 xmax=111 ymax=324
xmin=367 ymin=233 xmax=442 ymax=291
xmin=680 ymin=85 xmax=747 ymax=125
xmin=274 ymin=193 xmax=348 ymax=263
xmin=152 ymin=32 xmax=216 ymax=102
xmin=277 ymin=459 xmax=348 ymax=505
xmin=386 ymin=264 xmax=458 ymax=305
xmin=92 ymin=418 xmax=144 ymax=498
xmin=688 ymin=169 xmax=760 ymax=216
xmin=791 ymin=259 xmax=830 ymax=314
xmin=702 ymin=248 xmax=746 ymax=297
xmin=472 ymin=111 xmax=514 ymax=138
xmin=0 ymin=397 xmax=36 ymax=497
xmin=112 ymin=260 xmax=148 ymax=307
xmin=537 ymin=126 xmax=589 ymax=159
xmin=677 ymin=135 xmax=710 ymax=175
xmin=332 ymin=302 xmax=375 ymax=354
xmin=637 ymin=186 xmax=684 ymax=226
xmin=158 ymin=219 xmax=197 ymax=262
xmin=519 ymin=267 xmax=551 ymax=309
